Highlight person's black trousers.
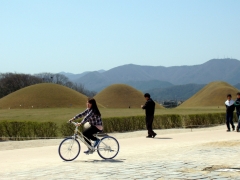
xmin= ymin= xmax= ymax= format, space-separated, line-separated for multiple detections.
xmin=83 ymin=125 xmax=100 ymax=146
xmin=237 ymin=112 xmax=240 ymax=131
xmin=226 ymin=112 xmax=235 ymax=130
xmin=146 ymin=115 xmax=155 ymax=136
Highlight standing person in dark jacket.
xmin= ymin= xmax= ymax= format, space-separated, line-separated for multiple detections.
xmin=225 ymin=94 xmax=235 ymax=132
xmin=234 ymin=92 xmax=240 ymax=132
xmin=141 ymin=93 xmax=157 ymax=138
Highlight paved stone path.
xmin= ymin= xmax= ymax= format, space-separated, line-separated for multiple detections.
xmin=1 ymin=127 xmax=240 ymax=179
xmin=1 ymin=159 xmax=240 ymax=180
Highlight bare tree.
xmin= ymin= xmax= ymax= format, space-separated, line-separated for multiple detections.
xmin=34 ymin=73 xmax=97 ymax=96
xmin=0 ymin=72 xmax=97 ymax=98
xmin=0 ymin=73 xmax=42 ymax=98
xmin=34 ymin=73 xmax=54 ymax=83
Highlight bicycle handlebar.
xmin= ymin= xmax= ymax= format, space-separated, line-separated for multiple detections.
xmin=68 ymin=121 xmax=78 ymax=126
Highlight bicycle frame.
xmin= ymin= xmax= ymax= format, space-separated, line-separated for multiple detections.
xmin=70 ymin=121 xmax=106 ymax=151
xmin=59 ymin=121 xmax=119 ymax=161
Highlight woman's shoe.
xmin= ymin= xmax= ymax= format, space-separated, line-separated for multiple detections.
xmin=84 ymin=149 xmax=93 ymax=154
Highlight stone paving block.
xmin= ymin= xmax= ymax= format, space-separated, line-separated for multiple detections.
xmin=141 ymin=170 xmax=158 ymax=173
xmin=115 ymin=175 xmax=134 ymax=179
xmin=136 ymin=178 xmax=157 ymax=180
xmin=210 ymin=176 xmax=228 ymax=180
xmin=2 ymin=141 xmax=240 ymax=180
xmin=133 ymin=175 xmax=147 ymax=179
xmin=207 ymin=172 xmax=222 ymax=175
xmin=151 ymin=174 xmax=163 ymax=179
xmin=163 ymin=174 xmax=186 ymax=179
xmin=162 ymin=172 xmax=183 ymax=175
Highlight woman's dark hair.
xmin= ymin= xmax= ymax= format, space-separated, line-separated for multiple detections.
xmin=88 ymin=98 xmax=101 ymax=116
xmin=227 ymin=94 xmax=232 ymax=98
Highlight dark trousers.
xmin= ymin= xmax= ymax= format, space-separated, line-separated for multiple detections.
xmin=146 ymin=115 xmax=155 ymax=136
xmin=226 ymin=112 xmax=234 ymax=130
xmin=82 ymin=125 xmax=100 ymax=146
xmin=237 ymin=112 xmax=240 ymax=131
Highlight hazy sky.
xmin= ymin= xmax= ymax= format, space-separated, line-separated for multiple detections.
xmin=1 ymin=0 xmax=240 ymax=74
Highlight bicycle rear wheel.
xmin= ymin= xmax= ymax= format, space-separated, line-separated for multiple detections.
xmin=58 ymin=137 xmax=81 ymax=161
xmin=97 ymin=136 xmax=119 ymax=159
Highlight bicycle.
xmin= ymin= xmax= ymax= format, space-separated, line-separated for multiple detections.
xmin=58 ymin=121 xmax=120 ymax=161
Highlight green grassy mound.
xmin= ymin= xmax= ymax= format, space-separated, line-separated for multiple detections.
xmin=94 ymin=84 xmax=163 ymax=108
xmin=179 ymin=81 xmax=239 ymax=107
xmin=0 ymin=83 xmax=89 ymax=109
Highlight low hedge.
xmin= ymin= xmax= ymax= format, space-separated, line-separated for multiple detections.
xmin=1 ymin=113 xmax=238 ymax=140
xmin=0 ymin=121 xmax=58 ymax=140
xmin=60 ymin=113 xmax=236 ymax=136
xmin=183 ymin=113 xmax=238 ymax=128
xmin=60 ymin=114 xmax=183 ymax=136
xmin=60 ymin=122 xmax=83 ymax=137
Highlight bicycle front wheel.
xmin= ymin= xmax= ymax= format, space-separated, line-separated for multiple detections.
xmin=58 ymin=137 xmax=81 ymax=161
xmin=97 ymin=136 xmax=119 ymax=159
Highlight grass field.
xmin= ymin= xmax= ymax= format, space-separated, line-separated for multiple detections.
xmin=0 ymin=106 xmax=226 ymax=127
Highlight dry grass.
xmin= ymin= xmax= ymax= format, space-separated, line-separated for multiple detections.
xmin=0 ymin=107 xmax=226 ymax=127
xmin=0 ymin=83 xmax=93 ymax=109
xmin=94 ymin=84 xmax=163 ymax=108
xmin=0 ymin=83 xmax=162 ymax=109
xmin=0 ymin=82 xmax=231 ymax=127
xmin=179 ymin=81 xmax=239 ymax=107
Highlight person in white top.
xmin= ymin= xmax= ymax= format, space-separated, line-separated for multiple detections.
xmin=225 ymin=94 xmax=235 ymax=132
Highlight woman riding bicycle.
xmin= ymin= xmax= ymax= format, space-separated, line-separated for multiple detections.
xmin=69 ymin=98 xmax=103 ymax=154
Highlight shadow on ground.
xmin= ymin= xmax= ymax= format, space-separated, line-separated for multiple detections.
xmin=72 ymin=159 xmax=125 ymax=163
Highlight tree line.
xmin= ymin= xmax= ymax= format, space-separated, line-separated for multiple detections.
xmin=0 ymin=73 xmax=96 ymax=99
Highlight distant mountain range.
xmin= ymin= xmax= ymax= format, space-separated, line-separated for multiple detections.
xmin=148 ymin=84 xmax=207 ymax=102
xmin=60 ymin=69 xmax=105 ymax=82
xmin=60 ymin=59 xmax=240 ymax=94
xmin=148 ymin=83 xmax=239 ymax=102
xmin=235 ymin=83 xmax=240 ymax=90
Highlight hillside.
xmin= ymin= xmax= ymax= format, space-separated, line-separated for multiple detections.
xmin=72 ymin=58 xmax=240 ymax=91
xmin=148 ymin=84 xmax=206 ymax=101
xmin=125 ymin=80 xmax=173 ymax=92
xmin=60 ymin=70 xmax=105 ymax=82
xmin=94 ymin=84 xmax=163 ymax=108
xmin=0 ymin=83 xmax=90 ymax=109
xmin=179 ymin=81 xmax=239 ymax=107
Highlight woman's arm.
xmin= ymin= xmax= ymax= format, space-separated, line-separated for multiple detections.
xmin=73 ymin=109 xmax=89 ymax=120
xmin=80 ymin=109 xmax=93 ymax=124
